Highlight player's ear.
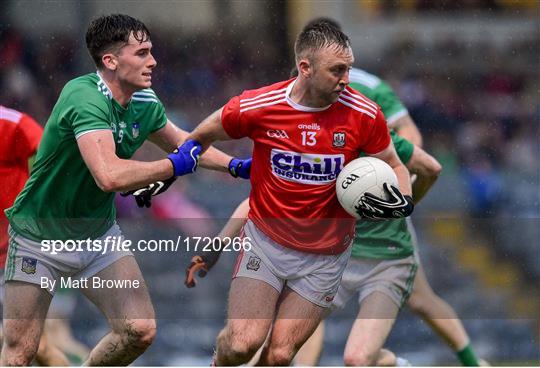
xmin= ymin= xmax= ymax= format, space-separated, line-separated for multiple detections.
xmin=102 ymin=53 xmax=117 ymax=71
xmin=298 ymin=58 xmax=312 ymax=78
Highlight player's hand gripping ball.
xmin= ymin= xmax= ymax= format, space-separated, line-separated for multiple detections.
xmin=336 ymin=157 xmax=413 ymax=219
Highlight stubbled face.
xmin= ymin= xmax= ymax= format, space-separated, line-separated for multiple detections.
xmin=309 ymin=44 xmax=354 ymax=105
xmin=113 ymin=32 xmax=156 ymax=90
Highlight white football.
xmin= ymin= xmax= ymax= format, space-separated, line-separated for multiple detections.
xmin=336 ymin=157 xmax=399 ymax=219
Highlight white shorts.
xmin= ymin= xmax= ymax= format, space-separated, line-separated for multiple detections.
xmin=4 ymin=224 xmax=132 ymax=295
xmin=233 ymin=220 xmax=352 ymax=308
xmin=333 ymin=255 xmax=418 ymax=310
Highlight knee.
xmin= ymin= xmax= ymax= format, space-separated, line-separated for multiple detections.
xmin=119 ymin=319 xmax=157 ymax=351
xmin=1 ymin=335 xmax=39 ymax=366
xmin=265 ymin=346 xmax=296 ymax=366
xmin=217 ymin=327 xmax=263 ymax=363
xmin=344 ymin=349 xmax=378 ymax=366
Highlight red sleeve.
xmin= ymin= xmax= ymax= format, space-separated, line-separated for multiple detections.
xmin=361 ymin=109 xmax=391 ymax=155
xmin=16 ymin=115 xmax=43 ymax=159
xmin=221 ymin=95 xmax=252 ymax=139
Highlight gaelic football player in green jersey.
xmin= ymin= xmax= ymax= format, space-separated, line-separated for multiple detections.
xmin=2 ymin=14 xmax=250 ymax=366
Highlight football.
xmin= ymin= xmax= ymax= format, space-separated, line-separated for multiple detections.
xmin=336 ymin=157 xmax=399 ymax=218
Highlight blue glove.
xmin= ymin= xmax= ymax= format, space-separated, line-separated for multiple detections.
xmin=167 ymin=140 xmax=202 ymax=176
xmin=228 ymin=158 xmax=252 ymax=179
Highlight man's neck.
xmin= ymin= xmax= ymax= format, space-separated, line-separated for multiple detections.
xmin=289 ymin=77 xmax=327 ymax=108
xmin=98 ymin=70 xmax=134 ymax=107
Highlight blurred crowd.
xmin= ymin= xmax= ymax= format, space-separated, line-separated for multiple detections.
xmin=1 ymin=22 xmax=537 ymax=218
xmin=1 ymin=9 xmax=538 ymax=364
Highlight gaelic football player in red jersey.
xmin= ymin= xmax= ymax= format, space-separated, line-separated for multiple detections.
xmin=0 ymin=106 xmax=71 ymax=366
xmin=0 ymin=106 xmax=43 ymax=271
xmin=181 ymin=22 xmax=414 ymax=365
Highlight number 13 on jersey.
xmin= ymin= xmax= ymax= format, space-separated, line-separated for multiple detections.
xmin=301 ymin=131 xmax=317 ymax=146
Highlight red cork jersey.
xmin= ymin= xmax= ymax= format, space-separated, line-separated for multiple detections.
xmin=0 ymin=106 xmax=43 ymax=266
xmin=221 ymin=78 xmax=390 ymax=254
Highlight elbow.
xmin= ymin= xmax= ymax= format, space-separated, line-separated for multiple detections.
xmin=427 ymin=159 xmax=443 ymax=180
xmin=94 ymin=175 xmax=121 ymax=193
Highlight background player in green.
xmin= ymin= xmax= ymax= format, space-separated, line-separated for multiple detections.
xmin=2 ymin=14 xmax=250 ymax=366
xmin=293 ymin=18 xmax=484 ymax=368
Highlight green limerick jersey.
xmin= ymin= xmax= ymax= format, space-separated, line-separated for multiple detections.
xmin=6 ymin=73 xmax=167 ymax=241
xmin=349 ymin=68 xmax=415 ymax=260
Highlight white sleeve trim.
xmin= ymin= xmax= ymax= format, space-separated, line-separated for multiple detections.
xmin=75 ymin=128 xmax=112 ymax=140
xmin=386 ymin=109 xmax=409 ymax=127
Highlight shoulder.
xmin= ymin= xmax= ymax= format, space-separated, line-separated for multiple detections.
xmin=337 ymin=86 xmax=380 ymax=120
xmin=349 ymin=68 xmax=382 ymax=90
xmin=132 ymin=88 xmax=162 ymax=105
xmin=60 ymin=73 xmax=110 ymax=108
xmin=229 ymin=79 xmax=291 ymax=116
xmin=238 ymin=79 xmax=290 ymax=99
xmin=0 ymin=105 xmax=24 ymax=124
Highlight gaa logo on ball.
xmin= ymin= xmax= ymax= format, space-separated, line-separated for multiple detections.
xmin=336 ymin=157 xmax=398 ymax=219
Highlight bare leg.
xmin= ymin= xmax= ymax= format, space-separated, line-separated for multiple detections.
xmin=258 ymin=287 xmax=325 ymax=366
xmin=218 ymin=198 xmax=249 ymax=239
xmin=1 ymin=281 xmax=52 ymax=366
xmin=343 ymin=291 xmax=400 ymax=366
xmin=81 ymin=256 xmax=156 ymax=366
xmin=293 ymin=321 xmax=325 ymax=366
xmin=215 ymin=277 xmax=280 ymax=366
xmin=35 ymin=330 xmax=70 ymax=366
xmin=407 ymin=265 xmax=470 ymax=351
xmin=376 ymin=348 xmax=397 ymax=366
xmin=44 ymin=318 xmax=90 ymax=363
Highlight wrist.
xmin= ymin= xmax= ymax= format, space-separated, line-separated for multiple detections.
xmin=166 ymin=158 xmax=176 ymax=178
xmin=228 ymin=158 xmax=240 ymax=178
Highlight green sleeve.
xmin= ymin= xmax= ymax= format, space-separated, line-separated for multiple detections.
xmin=149 ymin=100 xmax=167 ymax=133
xmin=60 ymin=85 xmax=112 ymax=138
xmin=391 ymin=130 xmax=414 ymax=164
xmin=133 ymin=88 xmax=168 ymax=133
xmin=349 ymin=76 xmax=408 ymax=125
xmin=369 ymin=80 xmax=408 ymax=124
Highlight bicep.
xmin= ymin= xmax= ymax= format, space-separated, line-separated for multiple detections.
xmin=76 ymin=130 xmax=118 ymax=180
xmin=148 ymin=120 xmax=189 ymax=152
xmin=391 ymin=115 xmax=423 ymax=147
xmin=190 ymin=108 xmax=233 ymax=147
xmin=368 ymin=142 xmax=403 ymax=168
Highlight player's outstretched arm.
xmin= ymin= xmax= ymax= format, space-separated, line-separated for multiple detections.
xmin=391 ymin=114 xmax=423 ymax=148
xmin=78 ymin=130 xmax=182 ymax=192
xmin=186 ymin=108 xmax=232 ymax=153
xmin=184 ymin=198 xmax=250 ymax=287
xmin=149 ymin=119 xmax=235 ymax=173
xmin=407 ymin=146 xmax=442 ymax=203
xmin=370 ymin=142 xmax=412 ymax=197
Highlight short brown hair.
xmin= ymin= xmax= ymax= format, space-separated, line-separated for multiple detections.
xmin=86 ymin=14 xmax=150 ymax=69
xmin=294 ymin=20 xmax=350 ymax=63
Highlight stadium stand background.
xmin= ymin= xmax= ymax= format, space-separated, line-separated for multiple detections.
xmin=1 ymin=0 xmax=538 ymax=365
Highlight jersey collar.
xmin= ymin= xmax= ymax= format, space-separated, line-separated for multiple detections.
xmin=285 ymin=78 xmax=332 ymax=112
xmin=96 ymin=71 xmax=112 ymax=99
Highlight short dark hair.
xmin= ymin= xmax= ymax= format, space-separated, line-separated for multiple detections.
xmin=303 ymin=17 xmax=342 ymax=32
xmin=86 ymin=14 xmax=150 ymax=69
xmin=294 ymin=19 xmax=350 ymax=63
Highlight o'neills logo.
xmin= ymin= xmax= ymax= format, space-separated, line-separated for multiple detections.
xmin=298 ymin=122 xmax=321 ymax=131
xmin=270 ymin=149 xmax=344 ymax=185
